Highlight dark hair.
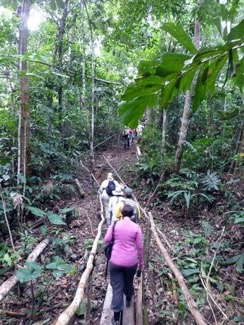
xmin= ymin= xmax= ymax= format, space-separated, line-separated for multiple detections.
xmin=122 ymin=204 xmax=134 ymax=217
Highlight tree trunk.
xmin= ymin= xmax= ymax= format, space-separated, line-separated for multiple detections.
xmin=161 ymin=109 xmax=167 ymax=154
xmin=174 ymin=90 xmax=192 ymax=173
xmin=52 ymin=0 xmax=69 ymax=129
xmin=174 ymin=0 xmax=201 ymax=174
xmin=83 ymin=1 xmax=95 ymax=169
xmin=18 ymin=0 xmax=31 ymax=181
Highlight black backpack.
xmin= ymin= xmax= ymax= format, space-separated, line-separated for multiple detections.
xmin=106 ymin=180 xmax=116 ymax=196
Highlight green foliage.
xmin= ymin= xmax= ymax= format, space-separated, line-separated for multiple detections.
xmin=201 ymin=170 xmax=221 ymax=191
xmin=161 ymin=169 xmax=219 ymax=211
xmin=119 ymin=20 xmax=243 ymax=128
xmin=27 ymin=206 xmax=66 ymax=225
xmin=16 ymin=261 xmax=43 ymax=283
xmin=0 ymin=243 xmax=19 ymax=267
xmin=225 ymin=254 xmax=244 ymax=273
xmin=46 ymin=256 xmax=75 ymax=279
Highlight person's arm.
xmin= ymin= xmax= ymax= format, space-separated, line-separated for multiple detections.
xmin=104 ymin=225 xmax=113 ymax=243
xmin=114 ymin=202 xmax=123 ymax=220
xmin=136 ymin=227 xmax=144 ymax=269
xmin=98 ymin=181 xmax=105 ymax=194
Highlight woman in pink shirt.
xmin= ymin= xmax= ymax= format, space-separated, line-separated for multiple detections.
xmin=104 ymin=205 xmax=144 ymax=325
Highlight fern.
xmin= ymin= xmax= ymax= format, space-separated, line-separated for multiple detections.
xmin=201 ymin=170 xmax=221 ymax=191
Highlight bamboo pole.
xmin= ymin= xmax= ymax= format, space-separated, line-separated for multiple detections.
xmin=149 ymin=212 xmax=207 ymax=325
xmin=135 ymin=276 xmax=143 ymax=325
xmin=0 ymin=238 xmax=50 ymax=301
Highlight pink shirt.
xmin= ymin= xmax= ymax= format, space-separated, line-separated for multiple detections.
xmin=104 ymin=217 xmax=144 ymax=268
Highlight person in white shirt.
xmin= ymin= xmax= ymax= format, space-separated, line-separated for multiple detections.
xmin=98 ymin=173 xmax=120 ymax=227
xmin=137 ymin=124 xmax=144 ymax=137
xmin=108 ymin=186 xmax=124 ymax=226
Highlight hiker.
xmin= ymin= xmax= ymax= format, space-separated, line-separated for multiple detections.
xmin=98 ymin=173 xmax=120 ymax=227
xmin=104 ymin=205 xmax=144 ymax=325
xmin=115 ymin=187 xmax=141 ymax=223
xmin=137 ymin=124 xmax=144 ymax=137
xmin=108 ymin=186 xmax=124 ymax=226
xmin=122 ymin=127 xmax=130 ymax=149
xmin=128 ymin=128 xmax=133 ymax=146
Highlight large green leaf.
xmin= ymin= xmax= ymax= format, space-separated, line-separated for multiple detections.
xmin=137 ymin=59 xmax=158 ymax=77
xmin=192 ymin=54 xmax=228 ymax=110
xmin=234 ymin=56 xmax=244 ymax=91
xmin=160 ymin=76 xmax=178 ymax=108
xmin=47 ymin=211 xmax=66 ymax=225
xmin=16 ymin=261 xmax=43 ymax=284
xmin=162 ymin=22 xmax=197 ymax=54
xmin=46 ymin=256 xmax=75 ymax=279
xmin=27 ymin=206 xmax=46 ymax=218
xmin=119 ymin=95 xmax=158 ymax=128
xmin=227 ymin=18 xmax=244 ymax=42
xmin=121 ymin=82 xmax=162 ymax=101
xmin=156 ymin=53 xmax=191 ymax=77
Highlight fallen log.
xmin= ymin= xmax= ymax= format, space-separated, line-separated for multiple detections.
xmin=54 ymin=193 xmax=105 ymax=325
xmin=0 ymin=238 xmax=50 ymax=301
xmin=74 ymin=178 xmax=85 ymax=198
xmin=149 ymin=212 xmax=207 ymax=325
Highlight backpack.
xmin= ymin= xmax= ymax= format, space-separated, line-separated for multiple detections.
xmin=106 ymin=180 xmax=116 ymax=196
xmin=122 ymin=198 xmax=139 ymax=223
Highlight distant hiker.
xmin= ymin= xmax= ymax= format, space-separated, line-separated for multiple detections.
xmin=137 ymin=124 xmax=144 ymax=137
xmin=115 ymin=187 xmax=141 ymax=223
xmin=128 ymin=128 xmax=133 ymax=146
xmin=122 ymin=127 xmax=130 ymax=149
xmin=108 ymin=186 xmax=124 ymax=226
xmin=98 ymin=173 xmax=120 ymax=227
xmin=104 ymin=205 xmax=144 ymax=325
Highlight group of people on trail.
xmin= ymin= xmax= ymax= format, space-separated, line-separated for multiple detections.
xmin=98 ymin=173 xmax=144 ymax=325
xmin=122 ymin=124 xmax=144 ymax=149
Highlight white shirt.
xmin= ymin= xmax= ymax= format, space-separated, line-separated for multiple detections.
xmin=108 ymin=196 xmax=124 ymax=222
xmin=99 ymin=179 xmax=120 ymax=200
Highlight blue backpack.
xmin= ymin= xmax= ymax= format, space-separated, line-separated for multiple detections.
xmin=106 ymin=180 xmax=116 ymax=196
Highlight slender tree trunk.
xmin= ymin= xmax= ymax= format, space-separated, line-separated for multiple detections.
xmin=174 ymin=0 xmax=201 ymax=174
xmin=81 ymin=4 xmax=86 ymax=111
xmin=51 ymin=0 xmax=69 ymax=129
xmin=161 ymin=109 xmax=167 ymax=153
xmin=83 ymin=1 xmax=95 ymax=169
xmin=18 ymin=0 xmax=31 ymax=183
xmin=58 ymin=0 xmax=69 ymax=129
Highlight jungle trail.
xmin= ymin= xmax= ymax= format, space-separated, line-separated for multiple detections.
xmin=0 ymin=136 xmax=224 ymax=325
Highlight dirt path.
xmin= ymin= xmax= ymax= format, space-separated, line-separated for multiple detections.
xmin=0 ymin=138 xmax=140 ymax=325
xmin=1 ymin=137 xmax=243 ymax=325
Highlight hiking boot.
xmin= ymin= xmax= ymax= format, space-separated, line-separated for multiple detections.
xmin=111 ymin=317 xmax=119 ymax=325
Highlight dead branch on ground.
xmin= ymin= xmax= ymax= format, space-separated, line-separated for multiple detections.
xmin=53 ymin=195 xmax=105 ymax=325
xmin=74 ymin=179 xmax=85 ymax=198
xmin=149 ymin=212 xmax=207 ymax=325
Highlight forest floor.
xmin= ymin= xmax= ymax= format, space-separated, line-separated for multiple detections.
xmin=1 ymin=136 xmax=243 ymax=325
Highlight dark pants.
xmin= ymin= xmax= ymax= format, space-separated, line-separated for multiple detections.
xmin=109 ymin=262 xmax=137 ymax=312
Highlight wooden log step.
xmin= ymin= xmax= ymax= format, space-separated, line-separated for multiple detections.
xmin=99 ymin=284 xmax=135 ymax=325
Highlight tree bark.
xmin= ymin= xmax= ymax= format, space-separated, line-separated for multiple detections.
xmin=174 ymin=0 xmax=201 ymax=174
xmin=149 ymin=212 xmax=207 ymax=325
xmin=18 ymin=0 xmax=31 ymax=180
xmin=0 ymin=238 xmax=50 ymax=301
